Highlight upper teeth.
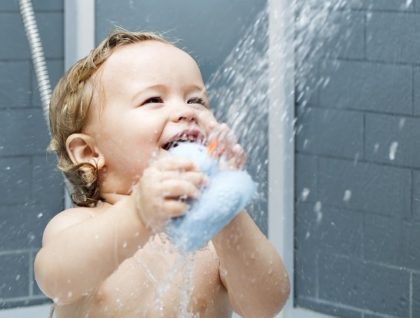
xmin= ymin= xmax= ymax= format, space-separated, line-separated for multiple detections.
xmin=164 ymin=134 xmax=201 ymax=150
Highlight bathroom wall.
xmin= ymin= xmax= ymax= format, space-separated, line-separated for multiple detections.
xmin=0 ymin=0 xmax=64 ymax=309
xmin=295 ymin=1 xmax=420 ymax=317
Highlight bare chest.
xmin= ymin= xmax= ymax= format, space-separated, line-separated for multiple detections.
xmin=56 ymin=240 xmax=231 ymax=318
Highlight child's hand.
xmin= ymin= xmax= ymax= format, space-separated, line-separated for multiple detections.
xmin=132 ymin=155 xmax=207 ymax=232
xmin=207 ymin=123 xmax=246 ymax=171
xmin=198 ymin=112 xmax=245 ymax=170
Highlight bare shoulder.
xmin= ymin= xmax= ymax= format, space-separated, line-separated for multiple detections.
xmin=42 ymin=206 xmax=98 ymax=246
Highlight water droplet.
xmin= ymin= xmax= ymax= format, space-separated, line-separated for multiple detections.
xmin=5 ymin=166 xmax=11 ymax=171
xmin=301 ymin=188 xmax=310 ymax=201
xmin=373 ymin=143 xmax=380 ymax=153
xmin=37 ymin=213 xmax=43 ymax=218
xmin=67 ymin=291 xmax=72 ymax=298
xmin=314 ymin=201 xmax=323 ymax=223
xmin=15 ymin=274 xmax=20 ymax=281
xmin=389 ymin=141 xmax=398 ymax=161
xmin=353 ymin=152 xmax=360 ymax=165
xmin=28 ymin=233 xmax=35 ymax=242
xmin=122 ymin=241 xmax=128 ymax=248
xmin=343 ymin=189 xmax=352 ymax=202
xmin=399 ymin=118 xmax=406 ymax=129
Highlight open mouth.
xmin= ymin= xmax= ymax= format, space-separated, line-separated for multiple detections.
xmin=162 ymin=129 xmax=205 ymax=150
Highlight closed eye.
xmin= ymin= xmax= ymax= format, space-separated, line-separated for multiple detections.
xmin=142 ymin=97 xmax=163 ymax=105
xmin=187 ymin=97 xmax=207 ymax=107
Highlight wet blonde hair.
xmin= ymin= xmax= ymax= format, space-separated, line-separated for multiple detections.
xmin=49 ymin=30 xmax=170 ymax=207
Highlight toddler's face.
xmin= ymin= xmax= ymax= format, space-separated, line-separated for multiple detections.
xmin=83 ymin=41 xmax=215 ymax=194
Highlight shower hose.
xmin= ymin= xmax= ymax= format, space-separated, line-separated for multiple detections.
xmin=19 ymin=0 xmax=51 ymax=133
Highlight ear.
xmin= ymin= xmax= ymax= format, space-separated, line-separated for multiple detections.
xmin=66 ymin=133 xmax=105 ymax=170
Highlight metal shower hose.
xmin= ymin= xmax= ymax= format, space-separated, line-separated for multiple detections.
xmin=19 ymin=0 xmax=51 ymax=134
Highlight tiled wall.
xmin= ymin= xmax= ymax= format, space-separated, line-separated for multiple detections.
xmin=0 ymin=0 xmax=64 ymax=309
xmin=295 ymin=1 xmax=420 ymax=317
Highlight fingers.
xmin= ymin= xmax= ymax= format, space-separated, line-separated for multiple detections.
xmin=160 ymin=179 xmax=201 ymax=200
xmin=162 ymin=200 xmax=189 ymax=218
xmin=160 ymin=170 xmax=208 ymax=187
xmin=206 ymin=123 xmax=246 ymax=170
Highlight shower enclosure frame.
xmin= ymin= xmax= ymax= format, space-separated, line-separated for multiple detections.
xmin=268 ymin=0 xmax=332 ymax=317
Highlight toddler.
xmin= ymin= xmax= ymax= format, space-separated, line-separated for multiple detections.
xmin=35 ymin=30 xmax=290 ymax=318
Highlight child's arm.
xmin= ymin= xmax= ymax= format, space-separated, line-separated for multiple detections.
xmin=212 ymin=211 xmax=290 ymax=318
xmin=34 ymin=196 xmax=149 ymax=305
xmin=35 ymin=156 xmax=206 ymax=305
xmin=200 ymin=119 xmax=290 ymax=316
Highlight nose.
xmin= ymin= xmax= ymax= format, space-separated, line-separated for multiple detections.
xmin=170 ymin=102 xmax=198 ymax=123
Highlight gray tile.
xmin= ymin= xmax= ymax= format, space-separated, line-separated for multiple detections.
xmin=37 ymin=12 xmax=64 ymax=59
xmin=32 ymin=59 xmax=64 ymax=108
xmin=0 ymin=0 xmax=18 ymax=11
xmin=367 ymin=12 xmax=420 ymax=64
xmin=296 ymin=9 xmax=365 ymax=61
xmin=0 ymin=0 xmax=63 ymax=12
xmin=296 ymin=0 xmax=364 ymax=10
xmin=364 ymin=214 xmax=404 ymax=267
xmin=320 ymin=11 xmax=365 ymax=60
xmin=413 ymin=273 xmax=420 ymax=318
xmin=402 ymin=222 xmax=420 ymax=270
xmin=415 ymin=67 xmax=420 ymax=116
xmin=413 ymin=171 xmax=420 ymax=220
xmin=297 ymin=297 xmax=363 ymax=318
xmin=366 ymin=114 xmax=420 ymax=169
xmin=319 ymin=60 xmax=412 ymax=115
xmin=318 ymin=158 xmax=411 ymax=218
xmin=0 ymin=13 xmax=30 ymax=59
xmin=319 ymin=254 xmax=409 ymax=317
xmin=32 ymin=155 xmax=64 ymax=207
xmin=362 ymin=0 xmax=414 ymax=10
xmin=295 ymin=154 xmax=318 ymax=203
xmin=0 ymin=109 xmax=50 ymax=156
xmin=295 ymin=65 xmax=319 ymax=110
xmin=33 ymin=0 xmax=64 ymax=11
xmin=295 ymin=247 xmax=317 ymax=298
xmin=0 ymin=61 xmax=31 ymax=108
xmin=296 ymin=107 xmax=363 ymax=159
xmin=0 ymin=157 xmax=31 ymax=205
xmin=417 ymin=0 xmax=420 ymax=11
xmin=0 ymin=253 xmax=29 ymax=299
xmin=296 ymin=202 xmax=363 ymax=257
xmin=0 ymin=200 xmax=60 ymax=250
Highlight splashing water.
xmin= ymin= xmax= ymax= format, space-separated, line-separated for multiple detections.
xmin=207 ymin=9 xmax=269 ymax=232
